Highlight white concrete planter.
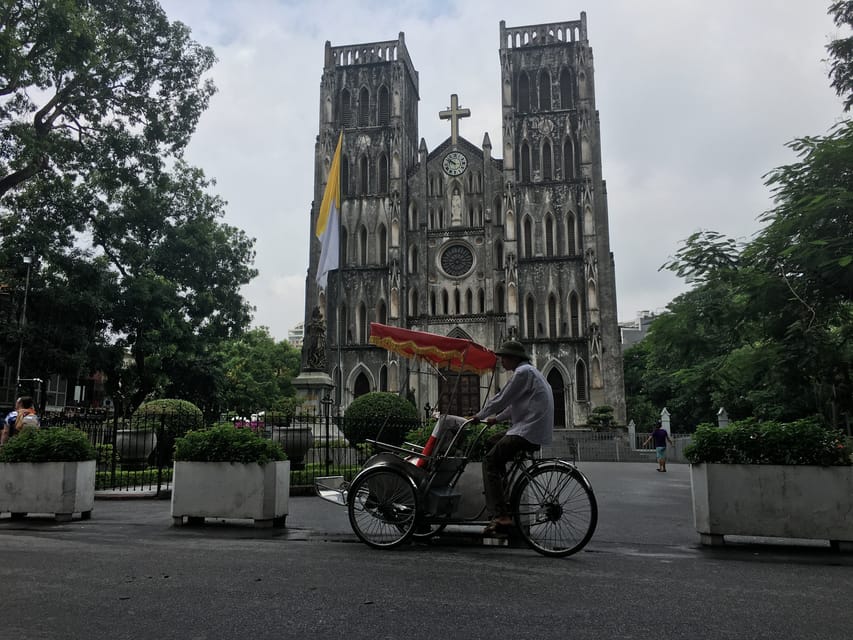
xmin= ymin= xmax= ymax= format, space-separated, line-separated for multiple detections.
xmin=0 ymin=460 xmax=96 ymax=522
xmin=690 ymin=463 xmax=853 ymax=550
xmin=171 ymin=460 xmax=290 ymax=528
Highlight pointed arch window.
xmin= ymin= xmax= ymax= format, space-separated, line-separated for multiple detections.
xmin=563 ymin=139 xmax=574 ymax=180
xmin=359 ymin=155 xmax=369 ymax=194
xmin=357 ymin=303 xmax=367 ymax=343
xmin=454 ymin=289 xmax=461 ymax=314
xmin=496 ymin=285 xmax=505 ymax=314
xmin=495 ymin=240 xmax=504 ymax=270
xmin=523 ymin=216 xmax=533 ymax=258
xmin=542 ymin=140 xmax=553 ymax=181
xmin=548 ymin=369 xmax=566 ymax=428
xmin=430 ymin=291 xmax=436 ymax=315
xmin=466 ymin=289 xmax=473 ymax=314
xmin=341 ymin=155 xmax=349 ymax=197
xmin=560 ymin=68 xmax=573 ymax=109
xmin=409 ymin=202 xmax=418 ymax=230
xmin=409 ymin=245 xmax=418 ymax=274
xmin=378 ymin=86 xmax=390 ymax=126
xmin=520 ymin=142 xmax=531 ymax=183
xmin=340 ymin=303 xmax=349 ymax=345
xmin=410 ymin=289 xmax=419 ymax=316
xmin=378 ymin=224 xmax=387 ymax=265
xmin=545 ymin=213 xmax=555 ymax=257
xmin=379 ymin=153 xmax=389 ymax=193
xmin=358 ymin=87 xmax=370 ymax=126
xmin=442 ymin=290 xmax=449 ymax=315
xmin=478 ymin=288 xmax=485 ymax=313
xmin=359 ymin=225 xmax=368 ymax=265
xmin=340 ymin=88 xmax=353 ymax=127
xmin=379 ymin=365 xmax=388 ymax=391
xmin=576 ymin=360 xmax=588 ymax=401
xmin=567 ymin=212 xmax=577 ymax=255
xmin=548 ymin=294 xmax=558 ymax=337
xmin=518 ymin=72 xmax=530 ymax=112
xmin=538 ymin=69 xmax=551 ymax=111
xmin=570 ymin=293 xmax=581 ymax=337
xmin=525 ymin=297 xmax=535 ymax=338
xmin=340 ymin=227 xmax=348 ymax=266
xmin=377 ymin=300 xmax=387 ymax=325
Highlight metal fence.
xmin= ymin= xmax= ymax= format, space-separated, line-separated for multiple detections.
xmin=39 ymin=411 xmax=693 ymax=495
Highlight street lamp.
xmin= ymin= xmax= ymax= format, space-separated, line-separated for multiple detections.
xmin=15 ymin=254 xmax=32 ymax=391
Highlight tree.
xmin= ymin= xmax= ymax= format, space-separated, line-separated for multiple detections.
xmin=217 ymin=327 xmax=301 ymax=416
xmin=89 ymin=162 xmax=257 ymax=408
xmin=0 ymin=0 xmax=216 ymax=200
xmin=827 ymin=1 xmax=853 ymax=111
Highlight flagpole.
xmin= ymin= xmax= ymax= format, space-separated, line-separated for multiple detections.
xmin=336 ymin=131 xmax=343 ymax=414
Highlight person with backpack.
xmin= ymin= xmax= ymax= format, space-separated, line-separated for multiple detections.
xmin=1 ymin=396 xmax=40 ymax=446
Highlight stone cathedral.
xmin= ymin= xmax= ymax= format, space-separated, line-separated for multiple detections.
xmin=303 ymin=13 xmax=626 ymax=427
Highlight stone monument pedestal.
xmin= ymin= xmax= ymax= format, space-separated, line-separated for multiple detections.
xmin=292 ymin=370 xmax=343 ymax=440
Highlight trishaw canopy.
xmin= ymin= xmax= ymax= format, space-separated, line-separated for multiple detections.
xmin=368 ymin=323 xmax=497 ymax=374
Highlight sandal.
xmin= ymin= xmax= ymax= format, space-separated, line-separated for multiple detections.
xmin=483 ymin=519 xmax=512 ymax=536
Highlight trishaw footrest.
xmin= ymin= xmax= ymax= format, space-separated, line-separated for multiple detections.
xmin=426 ymin=487 xmax=462 ymax=515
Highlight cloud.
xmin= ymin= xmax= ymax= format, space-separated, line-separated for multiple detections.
xmin=161 ymin=0 xmax=845 ymax=336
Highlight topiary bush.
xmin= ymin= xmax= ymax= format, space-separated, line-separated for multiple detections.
xmin=174 ymin=425 xmax=287 ymax=464
xmin=132 ymin=399 xmax=205 ymax=464
xmin=343 ymin=392 xmax=420 ymax=446
xmin=685 ymin=417 xmax=852 ymax=466
xmin=0 ymin=428 xmax=96 ymax=462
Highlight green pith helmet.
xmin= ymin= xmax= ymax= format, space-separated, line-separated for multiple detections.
xmin=494 ymin=340 xmax=529 ymax=361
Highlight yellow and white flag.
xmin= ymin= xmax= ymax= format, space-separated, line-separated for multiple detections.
xmin=316 ymin=132 xmax=342 ymax=288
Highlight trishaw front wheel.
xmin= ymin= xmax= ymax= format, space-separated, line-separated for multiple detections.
xmin=347 ymin=467 xmax=419 ymax=549
xmin=511 ymin=462 xmax=597 ymax=557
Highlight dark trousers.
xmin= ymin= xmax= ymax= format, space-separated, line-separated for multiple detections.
xmin=482 ymin=432 xmax=538 ymax=518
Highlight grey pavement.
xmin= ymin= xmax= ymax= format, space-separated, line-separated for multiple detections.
xmin=3 ymin=462 xmax=853 ymax=640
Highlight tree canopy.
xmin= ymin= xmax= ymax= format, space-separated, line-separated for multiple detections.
xmin=625 ymin=2 xmax=853 ymax=430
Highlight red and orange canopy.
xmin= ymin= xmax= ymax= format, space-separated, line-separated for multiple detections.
xmin=369 ymin=323 xmax=497 ymax=374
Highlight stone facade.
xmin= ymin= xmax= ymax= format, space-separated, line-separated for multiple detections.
xmin=304 ymin=14 xmax=625 ymax=426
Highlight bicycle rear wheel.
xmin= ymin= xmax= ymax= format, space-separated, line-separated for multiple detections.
xmin=348 ymin=466 xmax=419 ymax=549
xmin=511 ymin=462 xmax=597 ymax=557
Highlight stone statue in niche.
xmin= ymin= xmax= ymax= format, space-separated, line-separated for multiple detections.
xmin=506 ymin=252 xmax=517 ymax=285
xmin=451 ymin=188 xmax=463 ymax=225
xmin=304 ymin=306 xmax=328 ymax=371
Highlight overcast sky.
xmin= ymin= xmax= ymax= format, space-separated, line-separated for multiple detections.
xmin=159 ymin=0 xmax=846 ymax=340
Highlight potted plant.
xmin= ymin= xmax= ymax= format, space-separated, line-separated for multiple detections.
xmin=686 ymin=417 xmax=853 ymax=550
xmin=0 ymin=428 xmax=97 ymax=521
xmin=171 ymin=425 xmax=290 ymax=528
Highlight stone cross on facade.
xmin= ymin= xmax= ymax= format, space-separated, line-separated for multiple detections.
xmin=439 ymin=93 xmax=470 ymax=144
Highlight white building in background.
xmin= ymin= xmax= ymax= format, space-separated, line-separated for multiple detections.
xmin=619 ymin=310 xmax=659 ymax=348
xmin=287 ymin=322 xmax=304 ymax=348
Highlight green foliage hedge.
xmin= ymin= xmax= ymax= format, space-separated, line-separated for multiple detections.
xmin=174 ymin=425 xmax=286 ymax=464
xmin=342 ymin=392 xmax=420 ymax=446
xmin=0 ymin=428 xmax=96 ymax=462
xmin=404 ymin=420 xmax=507 ymax=462
xmin=685 ymin=417 xmax=852 ymax=466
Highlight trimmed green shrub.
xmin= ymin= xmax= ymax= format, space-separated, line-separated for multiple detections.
xmin=685 ymin=417 xmax=852 ymax=466
xmin=0 ymin=428 xmax=96 ymax=462
xmin=132 ymin=399 xmax=204 ymax=434
xmin=587 ymin=405 xmax=616 ymax=430
xmin=342 ymin=392 xmax=420 ymax=446
xmin=174 ymin=425 xmax=286 ymax=464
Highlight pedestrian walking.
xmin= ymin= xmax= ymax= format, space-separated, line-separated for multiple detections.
xmin=642 ymin=420 xmax=673 ymax=472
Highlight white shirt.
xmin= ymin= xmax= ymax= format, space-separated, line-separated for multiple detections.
xmin=475 ymin=362 xmax=554 ymax=446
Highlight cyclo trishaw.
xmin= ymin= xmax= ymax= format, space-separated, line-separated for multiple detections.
xmin=316 ymin=323 xmax=597 ymax=558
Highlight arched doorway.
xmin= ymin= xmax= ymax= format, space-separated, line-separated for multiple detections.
xmin=438 ymin=373 xmax=481 ymax=417
xmin=353 ymin=372 xmax=371 ymax=398
xmin=547 ymin=369 xmax=566 ymax=428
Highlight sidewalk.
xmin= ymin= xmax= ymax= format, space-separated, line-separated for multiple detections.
xmin=3 ymin=461 xmax=848 ymax=558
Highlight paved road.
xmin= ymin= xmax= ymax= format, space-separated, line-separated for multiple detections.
xmin=2 ymin=462 xmax=852 ymax=639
